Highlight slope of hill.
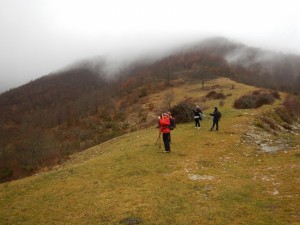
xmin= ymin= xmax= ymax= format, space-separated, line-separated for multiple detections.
xmin=1 ymin=37 xmax=300 ymax=182
xmin=0 ymin=78 xmax=299 ymax=225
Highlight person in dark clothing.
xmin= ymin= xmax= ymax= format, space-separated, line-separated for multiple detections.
xmin=159 ymin=113 xmax=171 ymax=153
xmin=209 ymin=107 xmax=221 ymax=131
xmin=192 ymin=105 xmax=202 ymax=129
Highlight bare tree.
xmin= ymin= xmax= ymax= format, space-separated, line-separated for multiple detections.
xmin=163 ymin=91 xmax=175 ymax=110
xmin=192 ymin=63 xmax=205 ymax=88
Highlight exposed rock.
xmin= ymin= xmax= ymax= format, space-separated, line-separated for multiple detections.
xmin=243 ymin=122 xmax=300 ymax=153
xmin=120 ymin=217 xmax=142 ymax=225
xmin=188 ymin=174 xmax=215 ymax=181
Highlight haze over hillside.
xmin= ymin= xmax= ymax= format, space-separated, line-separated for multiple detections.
xmin=63 ymin=37 xmax=300 ymax=94
xmin=2 ymin=37 xmax=300 ymax=94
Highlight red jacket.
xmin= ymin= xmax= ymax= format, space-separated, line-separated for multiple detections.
xmin=159 ymin=116 xmax=170 ymax=133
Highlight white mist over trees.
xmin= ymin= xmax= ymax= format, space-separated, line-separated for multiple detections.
xmin=1 ymin=0 xmax=300 ymax=93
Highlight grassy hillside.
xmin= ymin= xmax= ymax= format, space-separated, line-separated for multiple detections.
xmin=0 ymin=78 xmax=299 ymax=225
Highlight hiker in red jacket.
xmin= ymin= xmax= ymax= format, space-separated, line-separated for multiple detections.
xmin=159 ymin=112 xmax=171 ymax=153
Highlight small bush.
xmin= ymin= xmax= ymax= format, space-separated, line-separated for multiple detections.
xmin=219 ymin=100 xmax=225 ymax=107
xmin=215 ymin=93 xmax=226 ymax=99
xmin=254 ymin=119 xmax=271 ymax=131
xmin=271 ymin=91 xmax=280 ymax=99
xmin=206 ymin=91 xmax=217 ymax=98
xmin=255 ymin=93 xmax=275 ymax=107
xmin=234 ymin=95 xmax=257 ymax=109
xmin=260 ymin=116 xmax=280 ymax=130
xmin=275 ymin=107 xmax=293 ymax=124
xmin=170 ymin=101 xmax=194 ymax=123
xmin=206 ymin=91 xmax=226 ymax=100
xmin=252 ymin=90 xmax=261 ymax=95
xmin=283 ymin=95 xmax=300 ymax=118
xmin=233 ymin=90 xmax=275 ymax=109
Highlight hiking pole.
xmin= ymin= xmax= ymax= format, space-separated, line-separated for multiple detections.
xmin=159 ymin=131 xmax=161 ymax=149
xmin=155 ymin=115 xmax=162 ymax=148
xmin=155 ymin=131 xmax=162 ymax=148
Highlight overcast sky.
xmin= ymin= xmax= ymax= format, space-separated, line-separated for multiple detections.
xmin=0 ymin=0 xmax=299 ymax=93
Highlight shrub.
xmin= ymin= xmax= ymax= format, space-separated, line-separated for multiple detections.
xmin=260 ymin=116 xmax=280 ymax=130
xmin=254 ymin=119 xmax=272 ymax=132
xmin=219 ymin=100 xmax=225 ymax=107
xmin=275 ymin=107 xmax=293 ymax=124
xmin=233 ymin=90 xmax=275 ymax=109
xmin=170 ymin=101 xmax=194 ymax=123
xmin=206 ymin=91 xmax=226 ymax=100
xmin=206 ymin=91 xmax=217 ymax=98
xmin=283 ymin=95 xmax=300 ymax=118
xmin=252 ymin=90 xmax=261 ymax=95
xmin=234 ymin=95 xmax=257 ymax=109
xmin=255 ymin=93 xmax=275 ymax=107
xmin=271 ymin=91 xmax=280 ymax=99
xmin=215 ymin=93 xmax=226 ymax=99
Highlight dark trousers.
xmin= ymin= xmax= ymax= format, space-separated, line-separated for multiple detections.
xmin=162 ymin=133 xmax=171 ymax=152
xmin=211 ymin=120 xmax=219 ymax=130
xmin=195 ymin=119 xmax=200 ymax=127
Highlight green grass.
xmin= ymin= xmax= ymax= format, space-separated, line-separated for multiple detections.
xmin=0 ymin=78 xmax=299 ymax=225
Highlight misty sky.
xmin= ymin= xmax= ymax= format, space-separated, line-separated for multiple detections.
xmin=0 ymin=0 xmax=299 ymax=93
